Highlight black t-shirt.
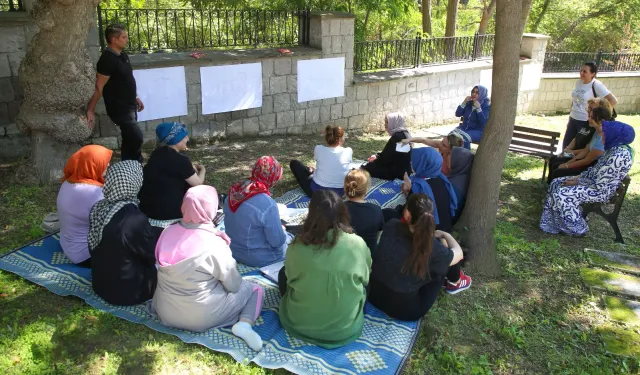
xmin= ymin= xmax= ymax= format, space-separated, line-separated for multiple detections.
xmin=574 ymin=124 xmax=597 ymax=151
xmin=345 ymin=200 xmax=384 ymax=254
xmin=96 ymin=49 xmax=137 ymax=118
xmin=138 ymin=147 xmax=196 ymax=220
xmin=371 ymin=219 xmax=453 ymax=293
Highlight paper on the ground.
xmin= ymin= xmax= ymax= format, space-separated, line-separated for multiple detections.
xmin=260 ymin=261 xmax=284 ymax=283
xmin=277 ymin=204 xmax=308 ymax=219
xmin=200 ymin=63 xmax=262 ymax=115
xmin=133 ymin=66 xmax=188 ymax=122
xmin=297 ymin=57 xmax=345 ymax=102
xmin=396 ymin=143 xmax=411 ymax=153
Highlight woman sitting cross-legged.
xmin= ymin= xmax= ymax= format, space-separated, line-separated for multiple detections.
xmin=540 ymin=120 xmax=635 ymax=237
xmin=369 ymin=193 xmax=470 ymax=321
xmin=152 ymin=185 xmax=264 ymax=352
xmin=401 ymin=132 xmax=465 ymax=176
xmin=290 ymin=125 xmax=353 ymax=197
xmin=362 ymin=113 xmax=412 ymax=180
xmin=344 ymin=169 xmax=384 ymax=254
xmin=278 ymin=190 xmax=371 ymax=349
xmin=454 ymin=85 xmax=491 ymax=147
xmin=89 ymin=161 xmax=164 ymax=306
xmin=384 ymin=147 xmax=458 ymax=233
xmin=57 ymin=145 xmax=113 ymax=266
xmin=224 ymin=156 xmax=292 ymax=267
xmin=139 ymin=122 xmax=206 ymax=221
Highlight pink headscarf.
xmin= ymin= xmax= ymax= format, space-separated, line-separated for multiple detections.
xmin=156 ymin=185 xmax=230 ymax=266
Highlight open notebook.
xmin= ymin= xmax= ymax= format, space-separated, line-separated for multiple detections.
xmin=259 ymin=261 xmax=284 ymax=283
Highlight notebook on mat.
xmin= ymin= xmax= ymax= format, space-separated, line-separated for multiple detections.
xmin=259 ymin=261 xmax=284 ymax=283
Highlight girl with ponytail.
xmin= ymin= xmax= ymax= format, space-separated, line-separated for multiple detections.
xmin=344 ymin=169 xmax=384 ymax=254
xmin=369 ymin=193 xmax=471 ymax=321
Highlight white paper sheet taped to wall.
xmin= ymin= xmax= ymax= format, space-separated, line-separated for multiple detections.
xmin=200 ymin=63 xmax=263 ymax=115
xmin=297 ymin=57 xmax=345 ymax=102
xmin=133 ymin=66 xmax=188 ymax=122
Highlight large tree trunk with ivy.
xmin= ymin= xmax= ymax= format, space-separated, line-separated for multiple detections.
xmin=422 ymin=0 xmax=433 ymax=35
xmin=456 ymin=0 xmax=532 ymax=277
xmin=17 ymin=0 xmax=99 ymax=182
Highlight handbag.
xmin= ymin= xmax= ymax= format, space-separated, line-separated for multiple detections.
xmin=592 ymin=81 xmax=617 ymax=119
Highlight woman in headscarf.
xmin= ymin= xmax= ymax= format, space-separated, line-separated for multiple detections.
xmin=139 ymin=122 xmax=206 ymax=221
xmin=455 ymin=85 xmax=491 ymax=147
xmin=223 ymin=156 xmax=292 ymax=267
xmin=89 ymin=160 xmax=164 ymax=306
xmin=152 ymin=185 xmax=264 ymax=352
xmin=362 ymin=113 xmax=412 ymax=180
xmin=540 ymin=120 xmax=635 ymax=237
xmin=447 ymin=147 xmax=474 ymax=223
xmin=57 ymin=145 xmax=113 ymax=266
xmin=383 ymin=148 xmax=458 ymax=233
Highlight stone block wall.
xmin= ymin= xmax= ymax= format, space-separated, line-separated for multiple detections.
xmin=530 ymin=73 xmax=640 ymax=114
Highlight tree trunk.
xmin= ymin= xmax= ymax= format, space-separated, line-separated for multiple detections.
xmin=478 ymin=0 xmax=496 ymax=35
xmin=422 ymin=0 xmax=433 ymax=35
xmin=445 ymin=0 xmax=460 ymax=37
xmin=363 ymin=8 xmax=371 ymax=38
xmin=456 ymin=0 xmax=530 ymax=277
xmin=531 ymin=0 xmax=552 ymax=33
xmin=520 ymin=0 xmax=533 ymax=35
xmin=17 ymin=0 xmax=100 ymax=182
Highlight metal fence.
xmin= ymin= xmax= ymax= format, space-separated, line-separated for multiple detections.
xmin=543 ymin=51 xmax=640 ymax=73
xmin=0 ymin=0 xmax=24 ymax=12
xmin=97 ymin=7 xmax=310 ymax=53
xmin=354 ymin=33 xmax=495 ymax=73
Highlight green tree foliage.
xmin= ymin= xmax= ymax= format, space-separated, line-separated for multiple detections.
xmin=527 ymin=0 xmax=640 ymax=51
xmin=99 ymin=0 xmax=640 ymax=50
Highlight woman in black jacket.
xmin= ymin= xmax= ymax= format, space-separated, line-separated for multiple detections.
xmin=88 ymin=160 xmax=164 ymax=306
xmin=362 ymin=113 xmax=412 ymax=180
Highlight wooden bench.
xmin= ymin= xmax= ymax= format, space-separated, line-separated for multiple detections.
xmin=469 ymin=125 xmax=561 ymax=181
xmin=581 ymin=175 xmax=631 ymax=244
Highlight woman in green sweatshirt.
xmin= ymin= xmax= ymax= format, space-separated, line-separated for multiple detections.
xmin=278 ymin=190 xmax=372 ymax=348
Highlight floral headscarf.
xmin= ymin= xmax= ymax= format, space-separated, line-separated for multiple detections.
xmin=227 ymin=156 xmax=283 ymax=213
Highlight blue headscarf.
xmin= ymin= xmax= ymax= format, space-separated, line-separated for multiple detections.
xmin=474 ymin=85 xmax=490 ymax=105
xmin=156 ymin=122 xmax=189 ymax=146
xmin=602 ymin=121 xmax=635 ymax=151
xmin=409 ymin=147 xmax=458 ymax=224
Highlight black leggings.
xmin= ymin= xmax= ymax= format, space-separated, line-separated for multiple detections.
xmin=289 ymin=160 xmax=314 ymax=197
xmin=547 ymin=155 xmax=597 ymax=184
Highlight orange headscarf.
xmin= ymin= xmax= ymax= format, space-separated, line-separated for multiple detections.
xmin=62 ymin=145 xmax=113 ymax=187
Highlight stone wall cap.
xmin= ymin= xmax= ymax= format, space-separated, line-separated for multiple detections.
xmin=354 ymin=60 xmax=493 ymax=84
xmin=522 ymin=33 xmax=551 ymax=40
xmin=310 ymin=11 xmax=355 ymax=19
xmin=129 ymin=47 xmax=322 ymax=69
xmin=0 ymin=11 xmax=30 ymax=24
xmin=542 ymin=71 xmax=640 ymax=79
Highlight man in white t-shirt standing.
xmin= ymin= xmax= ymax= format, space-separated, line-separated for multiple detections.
xmin=562 ymin=62 xmax=618 ymax=150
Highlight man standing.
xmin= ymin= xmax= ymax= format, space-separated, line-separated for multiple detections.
xmin=87 ymin=24 xmax=144 ymax=162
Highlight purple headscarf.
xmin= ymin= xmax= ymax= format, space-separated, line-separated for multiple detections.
xmin=602 ymin=121 xmax=635 ymax=151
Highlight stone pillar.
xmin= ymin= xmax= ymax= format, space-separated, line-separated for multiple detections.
xmin=518 ymin=33 xmax=551 ymax=113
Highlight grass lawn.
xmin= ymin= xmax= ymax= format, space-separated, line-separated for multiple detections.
xmin=1 ymin=114 xmax=639 ymax=374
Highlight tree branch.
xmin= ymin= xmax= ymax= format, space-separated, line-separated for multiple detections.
xmin=555 ymin=8 xmax=613 ymax=44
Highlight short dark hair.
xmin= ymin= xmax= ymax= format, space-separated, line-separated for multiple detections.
xmin=105 ymin=24 xmax=126 ymax=44
xmin=296 ymin=190 xmax=352 ymax=249
xmin=584 ymin=62 xmax=598 ymax=75
xmin=591 ymin=106 xmax=611 ymax=123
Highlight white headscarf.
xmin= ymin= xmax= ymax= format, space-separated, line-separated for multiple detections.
xmin=386 ymin=112 xmax=409 ymax=136
xmin=88 ymin=160 xmax=143 ymax=251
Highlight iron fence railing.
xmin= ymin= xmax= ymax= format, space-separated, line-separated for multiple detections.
xmin=97 ymin=7 xmax=310 ymax=53
xmin=0 ymin=0 xmax=24 ymax=12
xmin=543 ymin=51 xmax=640 ymax=73
xmin=354 ymin=33 xmax=495 ymax=73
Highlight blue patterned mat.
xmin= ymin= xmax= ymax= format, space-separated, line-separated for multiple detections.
xmin=0 ymin=178 xmax=417 ymax=375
